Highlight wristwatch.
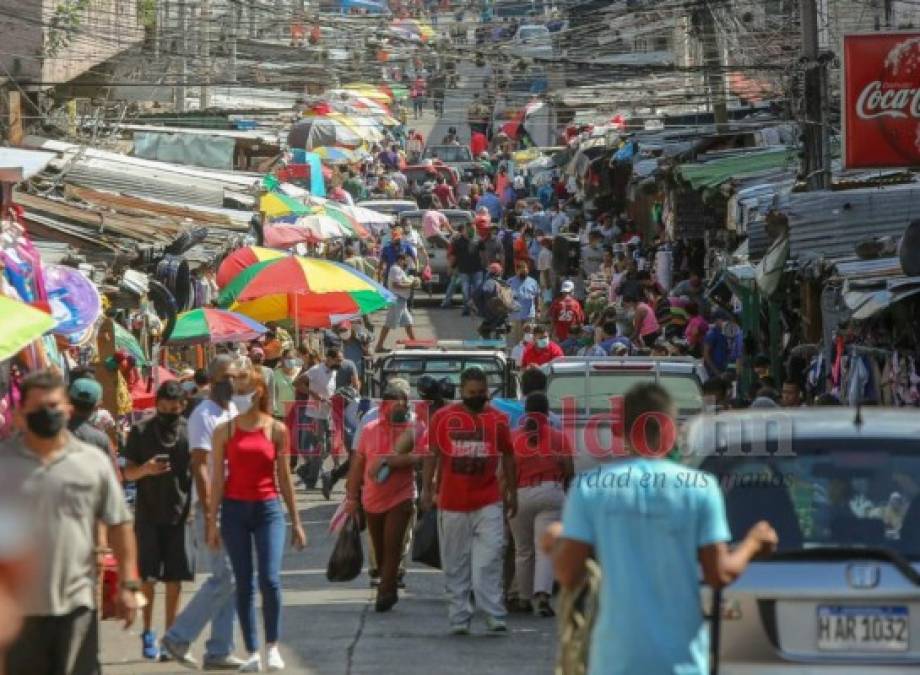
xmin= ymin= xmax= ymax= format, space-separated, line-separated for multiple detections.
xmin=120 ymin=579 xmax=142 ymax=592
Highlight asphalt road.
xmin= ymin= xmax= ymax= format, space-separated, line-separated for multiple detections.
xmin=100 ymin=304 xmax=557 ymax=675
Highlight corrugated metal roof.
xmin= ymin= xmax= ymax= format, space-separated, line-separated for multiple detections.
xmin=747 ymin=183 xmax=920 ymax=263
xmin=675 ymin=148 xmax=798 ymax=190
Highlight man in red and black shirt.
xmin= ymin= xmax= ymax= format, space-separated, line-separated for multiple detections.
xmin=549 ymin=280 xmax=586 ymax=342
xmin=420 ymin=367 xmax=516 ymax=635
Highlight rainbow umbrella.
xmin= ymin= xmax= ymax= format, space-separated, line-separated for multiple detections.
xmin=264 ymin=218 xmax=347 ymax=248
xmin=217 ymin=246 xmax=288 ymax=288
xmin=218 ymin=256 xmax=394 ymax=327
xmin=319 ymin=203 xmax=371 ymax=239
xmin=260 ymin=192 xmax=313 ymax=219
xmin=166 ymin=308 xmax=267 ymax=346
xmin=342 ymin=83 xmax=392 ymax=103
xmin=113 ymin=321 xmax=148 ymax=365
xmin=312 ymin=146 xmax=358 ymax=164
xmin=0 ymin=295 xmax=57 ymax=361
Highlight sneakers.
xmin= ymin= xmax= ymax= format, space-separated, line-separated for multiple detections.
xmin=534 ymin=593 xmax=555 ymax=618
xmin=266 ymin=645 xmax=285 ymax=672
xmin=159 ymin=635 xmax=198 ymax=669
xmin=141 ymin=630 xmax=159 ymax=660
xmin=320 ymin=471 xmax=333 ymax=501
xmin=485 ymin=615 xmax=508 ymax=634
xmin=238 ymin=653 xmax=262 ymax=672
xmin=449 ymin=621 xmax=471 ymax=636
xmin=374 ymin=592 xmax=398 ymax=613
xmin=202 ymin=654 xmax=247 ymax=671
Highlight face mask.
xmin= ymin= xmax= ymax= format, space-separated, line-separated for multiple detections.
xmin=25 ymin=406 xmax=67 ymax=438
xmin=232 ymin=392 xmax=255 ymax=414
xmin=536 ymin=337 xmax=550 ymax=349
xmin=329 ymin=363 xmax=341 ymax=371
xmin=211 ymin=380 xmax=233 ymax=404
xmin=339 ymin=330 xmax=352 ymax=341
xmin=157 ymin=411 xmax=180 ymax=426
xmin=462 ymin=395 xmax=488 ymax=413
xmin=390 ymin=409 xmax=410 ymax=424
xmin=523 ymin=332 xmax=534 ymax=344
xmin=181 ymin=381 xmax=197 ymax=393
xmin=284 ymin=358 xmax=302 ymax=370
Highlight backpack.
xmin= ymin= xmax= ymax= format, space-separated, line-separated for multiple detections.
xmin=487 ymin=280 xmax=518 ymax=317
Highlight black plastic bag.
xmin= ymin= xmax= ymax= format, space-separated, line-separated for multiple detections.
xmin=326 ymin=515 xmax=363 ymax=582
xmin=411 ymin=508 xmax=441 ymax=569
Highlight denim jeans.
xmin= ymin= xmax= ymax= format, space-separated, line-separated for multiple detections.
xmin=442 ymin=272 xmax=461 ymax=307
xmin=458 ymin=270 xmax=484 ymax=308
xmin=164 ymin=508 xmax=236 ymax=659
xmin=220 ymin=498 xmax=286 ymax=653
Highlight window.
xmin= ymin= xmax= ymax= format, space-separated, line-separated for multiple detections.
xmin=546 ymin=373 xmax=703 ymax=416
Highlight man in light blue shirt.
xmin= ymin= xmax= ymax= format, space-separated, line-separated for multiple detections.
xmin=507 ymin=260 xmax=541 ymax=348
xmin=478 ymin=187 xmax=503 ymax=222
xmin=553 ymin=383 xmax=778 ymax=675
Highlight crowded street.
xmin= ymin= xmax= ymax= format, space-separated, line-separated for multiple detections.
xmin=3 ymin=1 xmax=920 ymax=675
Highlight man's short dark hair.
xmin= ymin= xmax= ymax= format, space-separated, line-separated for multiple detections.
xmin=20 ymin=370 xmax=66 ymax=402
xmin=602 ymin=320 xmax=618 ymax=337
xmin=623 ymin=383 xmax=673 ymax=452
xmin=193 ymin=368 xmax=209 ymax=387
xmin=325 ymin=346 xmax=342 ymax=359
xmin=520 ymin=368 xmax=548 ymax=396
xmin=460 ymin=366 xmax=487 ymax=386
xmin=702 ymin=377 xmax=728 ymax=398
xmin=157 ymin=380 xmax=186 ymax=402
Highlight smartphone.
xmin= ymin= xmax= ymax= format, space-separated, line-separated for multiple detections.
xmin=154 ymin=454 xmax=170 ymax=463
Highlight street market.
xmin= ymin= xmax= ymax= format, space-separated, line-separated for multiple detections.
xmin=2 ymin=1 xmax=920 ymax=674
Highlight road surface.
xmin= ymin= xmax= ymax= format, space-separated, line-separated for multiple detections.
xmin=100 ymin=305 xmax=557 ymax=675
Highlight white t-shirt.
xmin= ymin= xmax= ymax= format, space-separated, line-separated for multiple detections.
xmin=187 ymin=399 xmax=238 ymax=503
xmin=305 ymin=363 xmax=337 ymax=419
xmin=388 ymin=264 xmax=412 ymax=299
xmin=537 ymin=247 xmax=553 ymax=272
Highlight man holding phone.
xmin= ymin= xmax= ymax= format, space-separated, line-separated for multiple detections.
xmin=123 ymin=381 xmax=195 ymax=661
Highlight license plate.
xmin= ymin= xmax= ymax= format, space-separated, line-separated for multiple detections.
xmin=817 ymin=606 xmax=909 ymax=652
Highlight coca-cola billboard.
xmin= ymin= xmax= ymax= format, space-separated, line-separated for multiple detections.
xmin=844 ymin=32 xmax=920 ymax=168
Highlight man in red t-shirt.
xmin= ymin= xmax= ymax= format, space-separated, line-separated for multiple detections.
xmin=521 ymin=325 xmax=564 ymax=368
xmin=549 ymin=280 xmax=586 ymax=341
xmin=433 ymin=176 xmax=456 ymax=208
xmin=420 ymin=367 xmax=516 ymax=634
xmin=470 ymin=131 xmax=488 ymax=158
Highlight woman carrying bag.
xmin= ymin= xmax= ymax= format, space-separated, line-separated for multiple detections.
xmin=207 ymin=367 xmax=307 ymax=672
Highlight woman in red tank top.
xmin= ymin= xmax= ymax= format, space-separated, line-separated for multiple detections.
xmin=207 ymin=367 xmax=307 ymax=672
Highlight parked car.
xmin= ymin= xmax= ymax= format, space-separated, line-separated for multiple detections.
xmin=510 ymin=24 xmax=554 ymax=59
xmin=404 ymin=163 xmax=460 ymax=188
xmin=685 ymin=408 xmax=920 ymax=673
xmin=355 ymin=199 xmax=418 ymax=219
xmin=397 ymin=209 xmax=474 ymax=291
xmin=542 ymin=356 xmax=705 ymax=472
xmin=419 ymin=145 xmax=481 ymax=180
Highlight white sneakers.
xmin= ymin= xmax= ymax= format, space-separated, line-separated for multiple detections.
xmin=266 ymin=645 xmax=285 ymax=672
xmin=238 ymin=646 xmax=285 ymax=672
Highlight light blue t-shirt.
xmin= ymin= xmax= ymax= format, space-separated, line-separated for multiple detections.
xmin=508 ymin=274 xmax=541 ymax=321
xmin=562 ymin=458 xmax=730 ymax=675
xmin=490 ymin=397 xmax=561 ymax=430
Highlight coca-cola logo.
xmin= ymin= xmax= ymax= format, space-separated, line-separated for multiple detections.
xmin=855 ymin=81 xmax=920 ymax=119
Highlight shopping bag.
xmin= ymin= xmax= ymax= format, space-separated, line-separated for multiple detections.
xmin=411 ymin=508 xmax=441 ymax=569
xmin=326 ymin=515 xmax=364 ymax=582
xmin=329 ymin=499 xmax=348 ymax=534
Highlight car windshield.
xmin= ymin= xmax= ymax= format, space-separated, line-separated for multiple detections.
xmin=518 ymin=27 xmax=548 ymax=40
xmin=546 ymin=372 xmax=703 ymax=416
xmin=699 ymin=440 xmax=920 ymax=560
xmin=423 ymin=147 xmax=472 ymax=162
xmin=382 ymin=357 xmax=506 ymax=398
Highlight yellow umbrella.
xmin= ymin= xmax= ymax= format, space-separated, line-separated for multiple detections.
xmin=260 ymin=192 xmax=312 ymax=219
xmin=0 ymin=295 xmax=56 ymax=361
xmin=343 ymin=83 xmax=392 ymax=103
xmin=328 ymin=112 xmax=383 ymax=144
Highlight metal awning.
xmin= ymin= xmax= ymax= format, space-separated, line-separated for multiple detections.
xmin=0 ymin=148 xmax=56 ymax=183
xmin=837 ymin=258 xmax=920 ymax=320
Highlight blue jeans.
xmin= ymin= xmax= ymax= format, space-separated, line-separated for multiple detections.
xmin=459 ymin=270 xmax=484 ymax=308
xmin=220 ymin=498 xmax=286 ymax=653
xmin=164 ymin=508 xmax=236 ymax=659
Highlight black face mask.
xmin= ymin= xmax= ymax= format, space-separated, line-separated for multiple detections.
xmin=390 ymin=409 xmax=410 ymax=424
xmin=462 ymin=395 xmax=488 ymax=413
xmin=157 ymin=412 xmax=180 ymax=427
xmin=211 ymin=380 xmax=233 ymax=404
xmin=329 ymin=363 xmax=341 ymax=371
xmin=26 ymin=406 xmax=67 ymax=438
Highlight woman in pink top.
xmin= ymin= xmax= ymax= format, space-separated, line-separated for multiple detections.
xmin=683 ymin=301 xmax=709 ymax=357
xmin=345 ymin=383 xmax=420 ymax=612
xmin=624 ymin=295 xmax=661 ymax=348
xmin=208 ymin=367 xmax=307 ymax=672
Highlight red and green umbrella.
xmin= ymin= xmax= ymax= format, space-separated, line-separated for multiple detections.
xmin=216 ymin=246 xmax=289 ymax=288
xmin=166 ymin=308 xmax=268 ymax=345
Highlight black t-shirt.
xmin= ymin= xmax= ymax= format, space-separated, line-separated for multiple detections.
xmin=124 ymin=416 xmax=192 ymax=525
xmin=69 ymin=418 xmax=110 ymax=456
xmin=452 ymin=235 xmax=484 ymax=274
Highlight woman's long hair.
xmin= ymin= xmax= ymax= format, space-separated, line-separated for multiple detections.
xmin=244 ymin=366 xmax=272 ymax=415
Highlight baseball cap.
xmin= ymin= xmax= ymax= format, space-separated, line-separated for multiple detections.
xmin=561 ymin=280 xmax=575 ymax=293
xmin=336 ymin=320 xmax=352 ymax=331
xmin=69 ymin=378 xmax=102 ymax=407
xmin=488 ymin=262 xmax=503 ymax=276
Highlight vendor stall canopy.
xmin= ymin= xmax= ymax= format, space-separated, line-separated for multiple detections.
xmin=675 ymin=148 xmax=798 ymax=191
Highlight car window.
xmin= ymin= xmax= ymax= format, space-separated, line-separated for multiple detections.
xmin=700 ymin=441 xmax=920 ymax=559
xmin=446 ymin=213 xmax=472 ymax=226
xmin=546 ymin=373 xmax=703 ymax=416
xmin=518 ymin=27 xmax=548 ymax=40
xmin=423 ymin=147 xmax=473 ymax=163
xmin=381 ymin=357 xmax=506 ymax=397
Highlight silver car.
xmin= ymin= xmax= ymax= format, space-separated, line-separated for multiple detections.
xmin=684 ymin=408 xmax=920 ymax=673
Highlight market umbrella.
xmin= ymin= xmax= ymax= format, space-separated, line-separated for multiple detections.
xmin=44 ymin=264 xmax=101 ymax=339
xmin=113 ymin=321 xmax=148 ymax=365
xmin=382 ymin=83 xmax=409 ymax=101
xmin=260 ymin=192 xmax=313 ymax=219
xmin=288 ymin=117 xmax=362 ymax=149
xmin=0 ymin=295 xmax=57 ymax=361
xmin=218 ymin=256 xmax=394 ymax=320
xmin=312 ymin=146 xmax=358 ymax=164
xmin=318 ymin=203 xmax=371 ymax=239
xmin=342 ymin=83 xmax=392 ymax=103
xmin=230 ymin=294 xmax=372 ymax=329
xmin=166 ymin=308 xmax=268 ymax=346
xmin=217 ymin=246 xmax=288 ymax=288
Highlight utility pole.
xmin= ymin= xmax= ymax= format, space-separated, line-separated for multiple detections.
xmin=800 ymin=0 xmax=830 ymax=190
xmin=699 ymin=1 xmax=728 ymax=131
xmin=176 ymin=0 xmax=187 ymax=112
xmin=200 ymin=0 xmax=211 ymax=110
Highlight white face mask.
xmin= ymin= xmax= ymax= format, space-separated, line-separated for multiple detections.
xmin=232 ymin=392 xmax=255 ymax=414
xmin=523 ymin=332 xmax=534 ymax=344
